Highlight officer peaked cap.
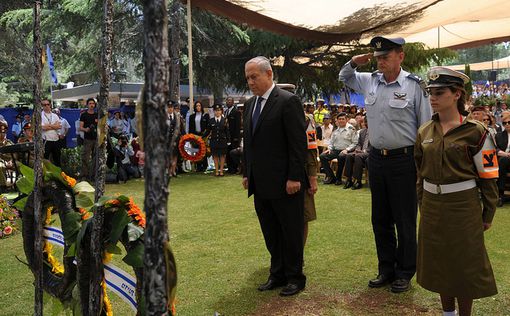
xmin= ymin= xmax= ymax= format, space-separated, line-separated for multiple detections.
xmin=426 ymin=66 xmax=470 ymax=88
xmin=370 ymin=36 xmax=405 ymax=57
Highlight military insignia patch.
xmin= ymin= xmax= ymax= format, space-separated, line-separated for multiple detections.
xmin=375 ymin=41 xmax=382 ymax=49
xmin=394 ymin=92 xmax=407 ymax=99
xmin=428 ymin=70 xmax=439 ymax=81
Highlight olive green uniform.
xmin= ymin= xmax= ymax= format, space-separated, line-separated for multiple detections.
xmin=304 ymin=149 xmax=317 ymax=222
xmin=414 ymin=115 xmax=498 ymax=298
xmin=0 ymin=138 xmax=14 ymax=187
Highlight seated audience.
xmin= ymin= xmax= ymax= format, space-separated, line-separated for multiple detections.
xmin=495 ymin=112 xmax=510 ymax=207
xmin=114 ymin=134 xmax=139 ymax=182
xmin=343 ymin=117 xmax=370 ymax=190
xmin=319 ymin=112 xmax=357 ymax=185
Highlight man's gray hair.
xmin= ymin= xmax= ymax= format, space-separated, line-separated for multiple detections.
xmin=246 ymin=56 xmax=273 ymax=74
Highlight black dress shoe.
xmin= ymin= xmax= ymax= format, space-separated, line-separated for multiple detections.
xmin=497 ymin=198 xmax=504 ymax=207
xmin=391 ymin=278 xmax=411 ymax=293
xmin=351 ymin=181 xmax=362 ymax=190
xmin=343 ymin=180 xmax=353 ymax=189
xmin=368 ymin=274 xmax=394 ymax=288
xmin=334 ymin=179 xmax=343 ymax=186
xmin=279 ymin=283 xmax=305 ymax=296
xmin=257 ymin=279 xmax=286 ymax=291
xmin=323 ymin=177 xmax=336 ymax=185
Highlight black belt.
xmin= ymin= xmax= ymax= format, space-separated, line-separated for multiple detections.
xmin=372 ymin=145 xmax=414 ymax=157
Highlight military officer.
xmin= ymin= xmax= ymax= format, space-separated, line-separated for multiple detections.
xmin=319 ymin=112 xmax=357 ymax=185
xmin=415 ymin=67 xmax=498 ymax=316
xmin=0 ymin=123 xmax=14 ymax=190
xmin=339 ymin=36 xmax=431 ymax=293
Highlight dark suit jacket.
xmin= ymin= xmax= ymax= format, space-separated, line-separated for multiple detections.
xmin=226 ymin=106 xmax=241 ymax=145
xmin=355 ymin=128 xmax=370 ymax=152
xmin=496 ymin=130 xmax=509 ymax=153
xmin=242 ymin=86 xmax=307 ymax=199
xmin=207 ymin=117 xmax=230 ymax=149
xmin=189 ymin=112 xmax=209 ymax=136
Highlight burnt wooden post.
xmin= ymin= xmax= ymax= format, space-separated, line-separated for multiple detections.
xmin=88 ymin=0 xmax=114 ymax=314
xmin=32 ymin=1 xmax=44 ymax=314
xmin=141 ymin=0 xmax=172 ymax=314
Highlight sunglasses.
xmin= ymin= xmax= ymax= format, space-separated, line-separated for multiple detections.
xmin=502 ymin=121 xmax=510 ymax=126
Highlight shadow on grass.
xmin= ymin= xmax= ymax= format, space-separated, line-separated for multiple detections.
xmin=211 ymin=266 xmax=268 ymax=315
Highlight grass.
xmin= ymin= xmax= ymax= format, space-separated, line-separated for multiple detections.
xmin=1 ymin=174 xmax=509 ymax=315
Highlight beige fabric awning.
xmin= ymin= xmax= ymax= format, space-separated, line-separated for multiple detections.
xmin=186 ymin=0 xmax=510 ymax=49
xmin=447 ymin=56 xmax=510 ymax=71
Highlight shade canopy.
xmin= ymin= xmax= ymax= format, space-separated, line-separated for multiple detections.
xmin=447 ymin=56 xmax=510 ymax=71
xmin=187 ymin=0 xmax=510 ymax=49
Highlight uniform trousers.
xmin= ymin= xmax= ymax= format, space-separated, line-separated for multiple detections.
xmin=319 ymin=149 xmax=340 ymax=180
xmin=497 ymin=156 xmax=510 ymax=196
xmin=368 ymin=149 xmax=417 ymax=280
xmin=226 ymin=141 xmax=240 ymax=173
xmin=254 ymin=190 xmax=306 ymax=286
xmin=344 ymin=152 xmax=368 ymax=182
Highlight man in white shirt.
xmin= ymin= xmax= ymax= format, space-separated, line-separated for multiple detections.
xmin=53 ymin=108 xmax=70 ymax=149
xmin=41 ymin=99 xmax=62 ymax=166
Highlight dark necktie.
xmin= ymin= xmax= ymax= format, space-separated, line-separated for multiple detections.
xmin=252 ymin=97 xmax=263 ymax=134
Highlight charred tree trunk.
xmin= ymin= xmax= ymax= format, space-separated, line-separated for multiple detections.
xmin=87 ymin=0 xmax=114 ymax=314
xmin=141 ymin=0 xmax=171 ymax=314
xmin=32 ymin=1 xmax=44 ymax=314
xmin=169 ymin=0 xmax=182 ymax=103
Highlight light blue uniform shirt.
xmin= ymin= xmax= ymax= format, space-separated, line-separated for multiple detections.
xmin=339 ymin=61 xmax=431 ymax=150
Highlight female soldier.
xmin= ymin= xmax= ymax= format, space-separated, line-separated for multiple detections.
xmin=415 ymin=67 xmax=498 ymax=316
xmin=207 ymin=104 xmax=229 ymax=176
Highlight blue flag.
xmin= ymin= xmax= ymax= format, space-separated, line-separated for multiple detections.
xmin=46 ymin=44 xmax=58 ymax=85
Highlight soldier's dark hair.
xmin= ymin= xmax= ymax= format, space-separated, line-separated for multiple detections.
xmin=193 ymin=101 xmax=203 ymax=113
xmin=337 ymin=112 xmax=348 ymax=118
xmin=449 ymin=86 xmax=468 ymax=116
xmin=86 ymin=98 xmax=96 ymax=106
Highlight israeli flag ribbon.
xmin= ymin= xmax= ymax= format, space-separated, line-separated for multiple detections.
xmin=43 ymin=226 xmax=138 ymax=311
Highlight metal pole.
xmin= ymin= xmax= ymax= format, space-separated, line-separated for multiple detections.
xmin=187 ymin=0 xmax=194 ymax=110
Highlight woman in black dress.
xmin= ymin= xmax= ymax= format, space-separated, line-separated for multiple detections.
xmin=188 ymin=101 xmax=209 ymax=172
xmin=207 ymin=104 xmax=229 ymax=176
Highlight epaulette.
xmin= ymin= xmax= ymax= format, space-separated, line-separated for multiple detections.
xmin=407 ymin=73 xmax=429 ymax=97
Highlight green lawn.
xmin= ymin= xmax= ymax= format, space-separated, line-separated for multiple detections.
xmin=1 ymin=174 xmax=509 ymax=315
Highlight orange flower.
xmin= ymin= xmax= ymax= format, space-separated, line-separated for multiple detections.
xmin=107 ymin=199 xmax=120 ymax=206
xmin=82 ymin=212 xmax=91 ymax=220
xmin=126 ymin=197 xmax=146 ymax=228
xmin=61 ymin=172 xmax=77 ymax=188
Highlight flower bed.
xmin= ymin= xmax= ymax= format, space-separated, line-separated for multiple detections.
xmin=0 ymin=195 xmax=19 ymax=239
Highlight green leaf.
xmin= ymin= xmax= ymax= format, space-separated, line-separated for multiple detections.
xmin=123 ymin=243 xmax=144 ymax=268
xmin=127 ymin=223 xmax=144 ymax=242
xmin=18 ymin=163 xmax=34 ymax=182
xmin=107 ymin=209 xmax=131 ymax=244
xmin=16 ymin=177 xmax=33 ymax=195
xmin=73 ymin=181 xmax=95 ymax=193
xmin=43 ymin=159 xmax=64 ymax=183
xmin=95 ymin=195 xmax=112 ymax=207
xmin=117 ymin=195 xmax=130 ymax=204
xmin=66 ymin=242 xmax=76 ymax=257
xmin=75 ymin=218 xmax=92 ymax=255
xmin=13 ymin=196 xmax=28 ymax=210
xmin=105 ymin=243 xmax=123 ymax=255
xmin=61 ymin=211 xmax=83 ymax=243
xmin=75 ymin=193 xmax=94 ymax=209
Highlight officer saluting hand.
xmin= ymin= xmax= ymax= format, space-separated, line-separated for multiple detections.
xmin=339 ymin=36 xmax=432 ymax=293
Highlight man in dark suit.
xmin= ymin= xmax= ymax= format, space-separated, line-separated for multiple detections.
xmin=225 ymin=96 xmax=241 ymax=174
xmin=495 ymin=112 xmax=510 ymax=206
xmin=242 ymin=56 xmax=307 ymax=296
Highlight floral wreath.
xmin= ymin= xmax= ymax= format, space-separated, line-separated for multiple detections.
xmin=18 ymin=161 xmax=177 ymax=315
xmin=178 ymin=133 xmax=206 ymax=162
